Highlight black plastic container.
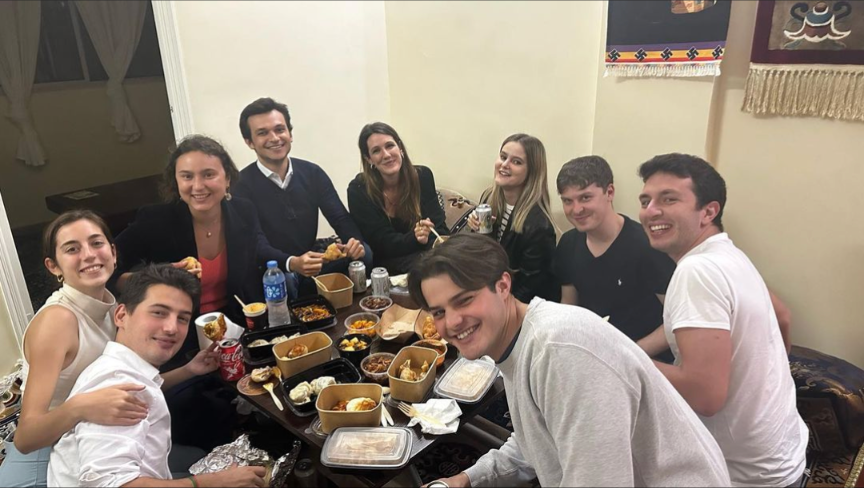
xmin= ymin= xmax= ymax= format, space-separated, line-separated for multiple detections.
xmin=336 ymin=333 xmax=373 ymax=369
xmin=279 ymin=358 xmax=362 ymax=417
xmin=289 ymin=295 xmax=338 ymax=330
xmin=240 ymin=324 xmax=308 ymax=366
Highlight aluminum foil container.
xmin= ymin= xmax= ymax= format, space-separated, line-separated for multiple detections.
xmin=189 ymin=434 xmax=302 ymax=488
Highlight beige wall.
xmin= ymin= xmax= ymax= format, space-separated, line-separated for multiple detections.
xmin=171 ymin=0 xmax=391 ymax=235
xmin=0 ymin=79 xmax=175 ymax=229
xmin=385 ymin=1 xmax=603 ymax=230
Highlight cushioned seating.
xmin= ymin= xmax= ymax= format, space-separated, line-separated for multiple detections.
xmin=789 ymin=345 xmax=864 ymax=455
xmin=436 ymin=188 xmax=476 ymax=235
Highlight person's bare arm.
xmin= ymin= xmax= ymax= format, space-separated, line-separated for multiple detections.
xmin=122 ymin=467 xmax=267 ymax=487
xmin=636 ymin=294 xmax=669 ymax=358
xmin=653 ymin=327 xmax=732 ymax=417
xmin=560 ymin=285 xmax=578 ymax=306
xmin=769 ymin=290 xmax=792 ymax=354
xmin=15 ymin=307 xmax=147 ymax=453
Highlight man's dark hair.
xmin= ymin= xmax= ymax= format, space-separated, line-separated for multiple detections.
xmin=239 ymin=97 xmax=292 ymax=141
xmin=120 ymin=264 xmax=201 ymax=314
xmin=638 ymin=153 xmax=727 ymax=231
xmin=556 ymin=155 xmax=614 ymax=194
xmin=408 ymin=234 xmax=513 ymax=310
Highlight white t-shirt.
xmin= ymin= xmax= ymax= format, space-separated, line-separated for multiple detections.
xmin=48 ymin=342 xmax=171 ymax=487
xmin=664 ymin=233 xmax=807 ymax=487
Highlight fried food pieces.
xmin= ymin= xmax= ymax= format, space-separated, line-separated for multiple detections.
xmin=203 ymin=314 xmax=227 ymax=341
xmin=322 ymin=243 xmax=347 ymax=262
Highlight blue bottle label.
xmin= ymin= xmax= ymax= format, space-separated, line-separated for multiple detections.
xmin=264 ymin=282 xmax=286 ymax=301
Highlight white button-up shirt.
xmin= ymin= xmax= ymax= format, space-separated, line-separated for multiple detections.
xmin=48 ymin=342 xmax=172 ymax=487
xmin=256 ymin=158 xmax=293 ymax=190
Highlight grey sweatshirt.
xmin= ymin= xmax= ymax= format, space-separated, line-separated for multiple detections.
xmin=464 ymin=299 xmax=730 ymax=487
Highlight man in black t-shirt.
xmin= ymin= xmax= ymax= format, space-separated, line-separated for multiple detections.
xmin=553 ymin=156 xmax=675 ymax=362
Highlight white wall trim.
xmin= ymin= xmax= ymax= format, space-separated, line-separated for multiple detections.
xmin=152 ymin=0 xmax=195 ymax=140
xmin=0 ymin=194 xmax=34 ymax=352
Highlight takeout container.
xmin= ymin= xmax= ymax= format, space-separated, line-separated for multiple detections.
xmin=315 ymin=273 xmax=354 ymax=309
xmin=360 ymin=352 xmax=395 ymax=385
xmin=336 ymin=333 xmax=373 ymax=367
xmin=289 ymin=295 xmax=338 ymax=330
xmin=377 ymin=305 xmax=423 ymax=343
xmin=273 ymin=331 xmax=333 ymax=378
xmin=321 ymin=427 xmax=413 ymax=470
xmin=434 ymin=357 xmax=499 ymax=404
xmin=344 ymin=312 xmax=380 ymax=337
xmin=387 ymin=346 xmax=438 ymax=403
xmin=411 ymin=339 xmax=447 ymax=367
xmin=359 ymin=295 xmax=393 ymax=314
xmin=240 ymin=324 xmax=308 ymax=366
xmin=316 ymin=383 xmax=383 ymax=434
xmin=279 ymin=358 xmax=361 ymax=417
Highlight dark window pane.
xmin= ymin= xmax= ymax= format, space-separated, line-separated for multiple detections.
xmin=79 ymin=1 xmax=163 ymax=82
xmin=34 ymin=1 xmax=83 ymax=84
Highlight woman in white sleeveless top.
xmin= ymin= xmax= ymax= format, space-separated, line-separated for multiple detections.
xmin=0 ymin=211 xmax=148 ymax=487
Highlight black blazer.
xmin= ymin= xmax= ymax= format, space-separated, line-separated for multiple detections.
xmin=111 ymin=198 xmax=290 ymax=322
xmin=495 ymin=204 xmax=559 ymax=303
xmin=347 ymin=165 xmax=448 ymax=264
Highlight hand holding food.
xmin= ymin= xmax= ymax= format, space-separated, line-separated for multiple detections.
xmin=322 ymin=243 xmax=347 ymax=262
xmin=343 ymin=238 xmax=365 ymax=260
xmin=203 ymin=314 xmax=227 ymax=341
xmin=413 ymin=218 xmax=434 ymax=245
xmin=290 ymin=251 xmax=324 ymax=277
xmin=175 ymin=256 xmax=202 ymax=279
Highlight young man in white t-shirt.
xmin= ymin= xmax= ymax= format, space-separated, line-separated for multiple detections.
xmin=637 ymin=153 xmax=808 ymax=487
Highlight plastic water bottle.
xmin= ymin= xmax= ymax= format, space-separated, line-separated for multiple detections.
xmin=263 ymin=261 xmax=291 ymax=327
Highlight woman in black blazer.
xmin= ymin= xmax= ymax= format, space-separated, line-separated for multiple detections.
xmin=467 ymin=133 xmax=559 ymax=302
xmin=347 ymin=122 xmax=448 ymax=275
xmin=113 ymin=135 xmax=291 ymax=332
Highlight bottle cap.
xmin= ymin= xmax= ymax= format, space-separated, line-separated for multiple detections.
xmin=267 ymin=260 xmax=278 ymax=268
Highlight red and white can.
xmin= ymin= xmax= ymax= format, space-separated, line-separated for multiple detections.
xmin=218 ymin=339 xmax=245 ymax=381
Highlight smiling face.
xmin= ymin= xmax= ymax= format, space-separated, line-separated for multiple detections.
xmin=494 ymin=141 xmax=529 ymax=191
xmin=45 ymin=219 xmax=116 ymax=298
xmin=365 ymin=133 xmax=403 ymax=179
xmin=175 ymin=151 xmax=229 ymax=215
xmin=638 ymin=172 xmax=720 ymax=262
xmin=114 ymin=284 xmax=193 ymax=367
xmin=560 ymin=183 xmax=614 ymax=233
xmin=421 ymin=272 xmax=512 ymax=361
xmin=244 ymin=110 xmax=293 ymax=167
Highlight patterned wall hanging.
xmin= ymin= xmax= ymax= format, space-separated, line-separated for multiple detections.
xmin=742 ymin=0 xmax=864 ymax=121
xmin=605 ymin=0 xmax=733 ymax=77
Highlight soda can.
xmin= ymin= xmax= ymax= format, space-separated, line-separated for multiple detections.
xmin=218 ymin=339 xmax=245 ymax=381
xmin=475 ymin=204 xmax=493 ymax=234
xmin=370 ymin=267 xmax=390 ymax=297
xmin=349 ymin=261 xmax=368 ymax=293
xmin=427 ymin=482 xmax=450 ymax=488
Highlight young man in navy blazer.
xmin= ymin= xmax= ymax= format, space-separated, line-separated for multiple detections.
xmin=233 ymin=98 xmax=372 ymax=295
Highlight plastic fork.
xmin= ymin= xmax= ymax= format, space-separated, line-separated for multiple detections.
xmin=397 ymin=402 xmax=445 ymax=427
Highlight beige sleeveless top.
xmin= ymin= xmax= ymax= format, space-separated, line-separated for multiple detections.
xmin=21 ymin=284 xmax=117 ymax=409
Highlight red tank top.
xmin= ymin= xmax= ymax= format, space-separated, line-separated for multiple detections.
xmin=199 ymin=249 xmax=228 ymax=313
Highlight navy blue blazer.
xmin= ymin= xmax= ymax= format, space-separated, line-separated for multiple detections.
xmin=111 ymin=198 xmax=289 ymax=322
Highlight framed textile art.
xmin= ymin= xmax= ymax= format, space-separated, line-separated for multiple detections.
xmin=742 ymin=0 xmax=864 ymax=121
xmin=604 ymin=0 xmax=732 ymax=77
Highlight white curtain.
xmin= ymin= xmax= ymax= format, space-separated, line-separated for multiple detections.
xmin=0 ymin=1 xmax=47 ymax=167
xmin=74 ymin=0 xmax=146 ymax=143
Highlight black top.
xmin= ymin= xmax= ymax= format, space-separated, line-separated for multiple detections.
xmin=493 ymin=203 xmax=558 ymax=303
xmin=553 ymin=215 xmax=675 ymax=347
xmin=347 ymin=165 xmax=448 ymax=266
xmin=233 ymin=158 xmax=365 ymax=258
xmin=111 ymin=198 xmax=290 ymax=323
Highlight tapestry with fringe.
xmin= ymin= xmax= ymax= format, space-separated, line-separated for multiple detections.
xmin=742 ymin=0 xmax=864 ymax=121
xmin=604 ymin=0 xmax=732 ymax=77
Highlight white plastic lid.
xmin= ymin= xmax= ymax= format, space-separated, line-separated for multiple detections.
xmin=320 ymin=427 xmax=412 ymax=469
xmin=434 ymin=356 xmax=498 ymax=403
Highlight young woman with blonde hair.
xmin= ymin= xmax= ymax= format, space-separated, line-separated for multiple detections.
xmin=468 ymin=133 xmax=558 ymax=302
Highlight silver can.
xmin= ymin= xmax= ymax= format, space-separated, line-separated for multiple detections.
xmin=370 ymin=267 xmax=390 ymax=297
xmin=427 ymin=482 xmax=450 ymax=488
xmin=348 ymin=261 xmax=367 ymax=293
xmin=475 ymin=203 xmax=493 ymax=234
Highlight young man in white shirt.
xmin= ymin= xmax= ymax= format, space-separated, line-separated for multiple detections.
xmin=638 ymin=153 xmax=807 ymax=487
xmin=48 ymin=265 xmax=266 ymax=487
xmin=408 ymin=234 xmax=730 ymax=488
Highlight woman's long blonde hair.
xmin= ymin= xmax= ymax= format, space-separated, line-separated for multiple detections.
xmin=358 ymin=122 xmax=421 ymax=224
xmin=482 ymin=134 xmax=554 ymax=235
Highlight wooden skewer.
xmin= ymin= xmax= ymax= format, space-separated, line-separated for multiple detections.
xmin=312 ymin=276 xmax=330 ymax=292
xmin=234 ymin=295 xmax=247 ymax=309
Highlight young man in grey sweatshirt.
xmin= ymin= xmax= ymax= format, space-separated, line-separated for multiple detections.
xmin=408 ymin=234 xmax=730 ymax=488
